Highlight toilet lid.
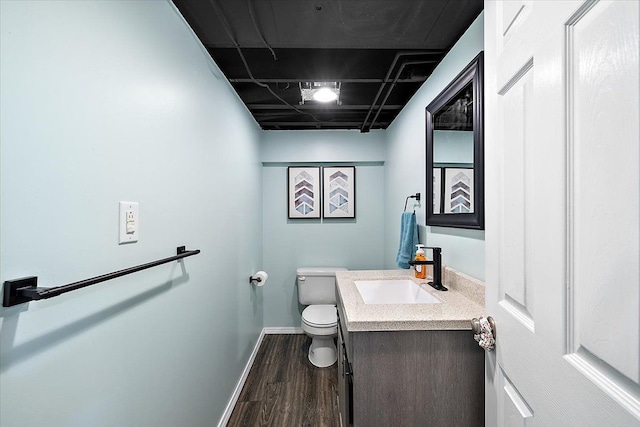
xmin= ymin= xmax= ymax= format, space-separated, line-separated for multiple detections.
xmin=302 ymin=305 xmax=337 ymax=327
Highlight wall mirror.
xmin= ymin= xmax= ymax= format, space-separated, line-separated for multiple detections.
xmin=425 ymin=52 xmax=484 ymax=229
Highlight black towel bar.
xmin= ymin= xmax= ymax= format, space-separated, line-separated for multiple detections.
xmin=2 ymin=246 xmax=200 ymax=307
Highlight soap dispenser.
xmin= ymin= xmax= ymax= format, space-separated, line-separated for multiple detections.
xmin=414 ymin=244 xmax=427 ymax=279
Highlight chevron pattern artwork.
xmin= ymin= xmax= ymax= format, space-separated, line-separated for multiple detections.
xmin=328 ymin=171 xmax=349 ymax=213
xmin=288 ymin=167 xmax=320 ymax=219
xmin=323 ymin=166 xmax=355 ymax=218
xmin=444 ymin=168 xmax=474 ymax=214
xmin=433 ymin=167 xmax=442 ymax=214
xmin=294 ymin=171 xmax=315 ymax=215
xmin=449 ymin=171 xmax=471 ymax=213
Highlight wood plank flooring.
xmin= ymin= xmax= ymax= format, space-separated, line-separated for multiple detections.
xmin=227 ymin=334 xmax=340 ymax=427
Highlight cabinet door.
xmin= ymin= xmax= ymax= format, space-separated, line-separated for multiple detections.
xmin=337 ymin=323 xmax=346 ymax=426
xmin=337 ymin=321 xmax=351 ymax=426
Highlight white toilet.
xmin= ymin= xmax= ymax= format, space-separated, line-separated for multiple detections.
xmin=297 ymin=267 xmax=347 ymax=368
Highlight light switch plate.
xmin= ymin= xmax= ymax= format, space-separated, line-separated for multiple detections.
xmin=119 ymin=201 xmax=139 ymax=244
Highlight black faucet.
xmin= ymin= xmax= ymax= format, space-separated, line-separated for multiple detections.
xmin=408 ymin=247 xmax=447 ymax=291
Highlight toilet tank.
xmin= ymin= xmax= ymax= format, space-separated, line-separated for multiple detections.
xmin=296 ymin=267 xmax=347 ymax=305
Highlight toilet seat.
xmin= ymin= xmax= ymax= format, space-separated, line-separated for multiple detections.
xmin=302 ymin=305 xmax=337 ymax=328
xmin=301 ymin=304 xmax=338 ymax=367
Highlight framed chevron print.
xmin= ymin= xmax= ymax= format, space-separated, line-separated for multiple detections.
xmin=288 ymin=167 xmax=321 ymax=219
xmin=322 ymin=166 xmax=356 ymax=219
xmin=443 ymin=167 xmax=474 ymax=214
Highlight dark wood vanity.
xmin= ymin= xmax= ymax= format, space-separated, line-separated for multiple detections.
xmin=335 ymin=270 xmax=485 ymax=427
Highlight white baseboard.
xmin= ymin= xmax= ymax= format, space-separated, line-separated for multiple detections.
xmin=216 ymin=327 xmax=304 ymax=426
xmin=217 ymin=328 xmax=265 ymax=427
xmin=264 ymin=326 xmax=304 ymax=334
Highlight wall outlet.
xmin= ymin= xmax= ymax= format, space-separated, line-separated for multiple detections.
xmin=119 ymin=201 xmax=139 ymax=244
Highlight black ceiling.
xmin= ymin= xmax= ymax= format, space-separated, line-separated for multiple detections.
xmin=172 ymin=0 xmax=483 ymax=131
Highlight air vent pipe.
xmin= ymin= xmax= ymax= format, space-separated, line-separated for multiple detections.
xmin=360 ymin=52 xmax=440 ymax=133
xmin=368 ymin=59 xmax=437 ymax=132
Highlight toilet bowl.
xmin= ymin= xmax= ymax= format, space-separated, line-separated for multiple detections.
xmin=301 ymin=304 xmax=339 ymax=367
xmin=297 ymin=267 xmax=347 ymax=368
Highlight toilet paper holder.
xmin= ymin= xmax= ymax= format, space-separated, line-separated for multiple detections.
xmin=249 ymin=271 xmax=268 ymax=285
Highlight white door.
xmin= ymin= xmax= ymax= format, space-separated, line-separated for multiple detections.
xmin=485 ymin=0 xmax=640 ymax=425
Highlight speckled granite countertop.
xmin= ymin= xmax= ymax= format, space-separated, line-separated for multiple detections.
xmin=335 ymin=268 xmax=485 ymax=332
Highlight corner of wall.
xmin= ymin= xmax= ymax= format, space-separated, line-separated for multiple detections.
xmin=382 ymin=12 xmax=485 ymax=280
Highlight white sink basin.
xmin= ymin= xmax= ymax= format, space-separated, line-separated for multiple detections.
xmin=354 ymin=280 xmax=442 ymax=305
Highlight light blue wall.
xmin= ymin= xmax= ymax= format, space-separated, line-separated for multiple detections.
xmin=261 ymin=129 xmax=386 ymax=163
xmin=434 ymin=130 xmax=474 ymax=164
xmin=0 ymin=1 xmax=262 ymax=426
xmin=383 ymin=13 xmax=485 ymax=280
xmin=261 ymin=131 xmax=385 ymax=327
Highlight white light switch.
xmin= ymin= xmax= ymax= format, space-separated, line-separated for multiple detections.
xmin=119 ymin=201 xmax=139 ymax=244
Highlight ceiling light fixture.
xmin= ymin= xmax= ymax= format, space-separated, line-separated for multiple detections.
xmin=299 ymin=82 xmax=341 ymax=104
xmin=313 ymin=87 xmax=338 ymax=102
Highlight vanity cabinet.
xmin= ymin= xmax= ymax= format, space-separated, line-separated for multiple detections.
xmin=336 ymin=298 xmax=485 ymax=427
xmin=337 ymin=315 xmax=352 ymax=426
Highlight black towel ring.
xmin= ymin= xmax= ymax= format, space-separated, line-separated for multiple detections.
xmin=403 ymin=193 xmax=421 ymax=212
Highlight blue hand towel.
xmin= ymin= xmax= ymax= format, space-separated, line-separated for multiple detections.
xmin=396 ymin=212 xmax=419 ymax=269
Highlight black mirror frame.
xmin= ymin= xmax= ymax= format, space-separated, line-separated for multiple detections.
xmin=425 ymin=52 xmax=484 ymax=230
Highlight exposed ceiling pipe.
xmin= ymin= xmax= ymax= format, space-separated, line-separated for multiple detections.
xmin=208 ymin=0 xmax=321 ymax=122
xmin=367 ymin=59 xmax=437 ymax=132
xmin=248 ymin=104 xmax=403 ymax=110
xmin=229 ymin=78 xmax=426 ymax=84
xmin=246 ymin=0 xmax=277 ymax=60
xmin=360 ymin=51 xmax=440 ymax=133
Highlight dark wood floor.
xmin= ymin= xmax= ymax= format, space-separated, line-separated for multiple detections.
xmin=227 ymin=334 xmax=340 ymax=427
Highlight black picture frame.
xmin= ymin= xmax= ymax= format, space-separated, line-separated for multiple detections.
xmin=426 ymin=52 xmax=484 ymax=229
